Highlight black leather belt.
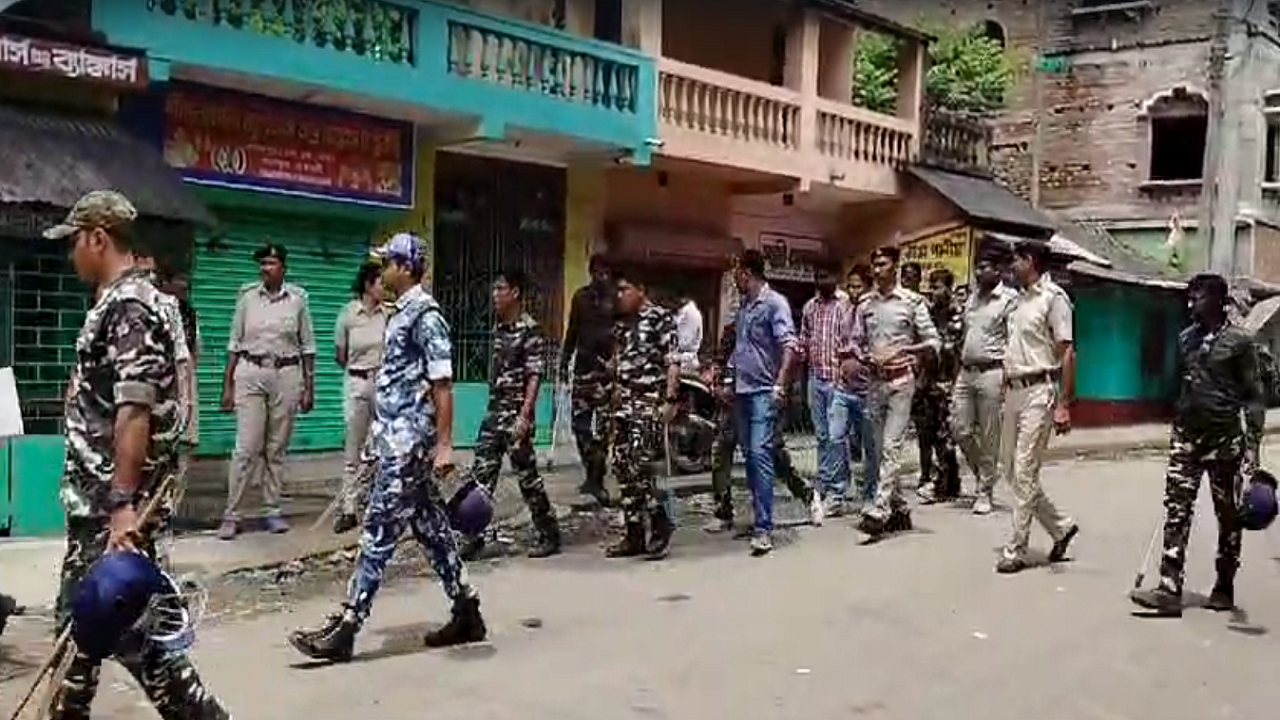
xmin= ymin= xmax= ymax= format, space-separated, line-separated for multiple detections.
xmin=1005 ymin=369 xmax=1059 ymax=390
xmin=242 ymin=354 xmax=301 ymax=369
xmin=347 ymin=368 xmax=375 ymax=379
xmin=962 ymin=360 xmax=1002 ymax=373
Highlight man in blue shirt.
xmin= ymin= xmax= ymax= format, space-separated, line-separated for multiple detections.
xmin=288 ymin=234 xmax=485 ymax=662
xmin=730 ymin=250 xmax=800 ymax=556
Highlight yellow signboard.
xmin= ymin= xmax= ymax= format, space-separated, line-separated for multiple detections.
xmin=901 ymin=226 xmax=972 ymax=288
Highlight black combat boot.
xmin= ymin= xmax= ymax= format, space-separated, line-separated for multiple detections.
xmin=332 ymin=512 xmax=359 ymax=535
xmin=527 ymin=515 xmax=563 ymax=559
xmin=0 ymin=593 xmax=19 ymax=639
xmin=288 ymin=611 xmax=359 ymax=662
xmin=606 ymin=522 xmax=647 ymax=558
xmin=578 ymin=458 xmax=611 ymax=506
xmin=423 ymin=595 xmax=487 ymax=648
xmin=646 ymin=507 xmax=675 ymax=561
xmin=886 ymin=508 xmax=913 ymax=533
xmin=1204 ymin=559 xmax=1237 ymax=612
xmin=1129 ymin=586 xmax=1183 ymax=617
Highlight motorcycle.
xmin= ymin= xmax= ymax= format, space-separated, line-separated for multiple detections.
xmin=667 ymin=373 xmax=717 ymax=474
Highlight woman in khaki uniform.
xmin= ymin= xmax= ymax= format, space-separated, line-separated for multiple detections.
xmin=218 ymin=243 xmax=317 ymax=540
xmin=331 ymin=262 xmax=388 ymax=533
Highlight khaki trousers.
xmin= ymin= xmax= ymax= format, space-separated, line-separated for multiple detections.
xmin=866 ymin=374 xmax=916 ymax=519
xmin=225 ymin=363 xmax=303 ymax=519
xmin=951 ymin=367 xmax=1003 ymax=498
xmin=1000 ymin=380 xmax=1073 ymax=558
xmin=338 ymin=373 xmax=377 ymax=514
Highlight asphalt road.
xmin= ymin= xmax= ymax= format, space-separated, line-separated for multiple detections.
xmin=6 ymin=450 xmax=1280 ymax=720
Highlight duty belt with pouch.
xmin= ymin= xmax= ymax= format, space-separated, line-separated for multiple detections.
xmin=961 ymin=359 xmax=1002 ymax=374
xmin=242 ymin=354 xmax=301 ymax=369
xmin=1005 ymin=369 xmax=1059 ymax=390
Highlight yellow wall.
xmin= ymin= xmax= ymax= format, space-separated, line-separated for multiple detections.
xmin=376 ymin=140 xmax=437 ymax=287
xmin=564 ymin=165 xmax=604 ymax=327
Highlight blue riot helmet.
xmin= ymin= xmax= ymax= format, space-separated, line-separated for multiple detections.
xmin=71 ymin=551 xmax=205 ymax=659
xmin=1239 ymin=469 xmax=1279 ymax=532
xmin=447 ymin=479 xmax=494 ymax=537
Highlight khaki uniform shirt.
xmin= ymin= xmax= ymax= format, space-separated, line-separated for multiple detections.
xmin=855 ymin=284 xmax=940 ymax=375
xmin=334 ymin=299 xmax=388 ymax=371
xmin=227 ymin=281 xmax=317 ymax=358
xmin=960 ymin=284 xmax=1017 ymax=365
xmin=1004 ymin=274 xmax=1073 ymax=377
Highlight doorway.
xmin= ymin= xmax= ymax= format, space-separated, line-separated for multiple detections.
xmin=593 ymin=0 xmax=622 ymax=43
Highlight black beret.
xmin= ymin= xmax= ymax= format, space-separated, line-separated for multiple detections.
xmin=253 ymin=243 xmax=287 ymax=262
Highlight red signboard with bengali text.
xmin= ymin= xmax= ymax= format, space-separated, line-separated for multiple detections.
xmin=162 ymin=84 xmax=414 ymax=207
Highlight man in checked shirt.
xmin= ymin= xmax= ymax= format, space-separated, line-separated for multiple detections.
xmin=799 ymin=265 xmax=854 ymax=518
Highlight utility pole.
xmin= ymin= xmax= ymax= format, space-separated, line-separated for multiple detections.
xmin=1199 ymin=0 xmax=1252 ymax=275
xmin=1029 ymin=0 xmax=1046 ymax=208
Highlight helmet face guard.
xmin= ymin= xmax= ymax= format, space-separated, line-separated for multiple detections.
xmin=1239 ymin=469 xmax=1279 ymax=532
xmin=72 ymin=551 xmax=205 ymax=659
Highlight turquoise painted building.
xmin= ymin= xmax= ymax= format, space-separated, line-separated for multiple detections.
xmin=91 ymin=0 xmax=658 ymax=455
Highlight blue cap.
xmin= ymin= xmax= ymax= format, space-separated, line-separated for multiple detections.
xmin=371 ymin=233 xmax=424 ymax=265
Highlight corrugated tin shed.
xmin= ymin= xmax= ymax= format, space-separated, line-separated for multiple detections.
xmin=0 ymin=104 xmax=213 ymax=226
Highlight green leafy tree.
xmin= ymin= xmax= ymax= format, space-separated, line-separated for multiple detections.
xmin=853 ymin=22 xmax=1015 ymax=115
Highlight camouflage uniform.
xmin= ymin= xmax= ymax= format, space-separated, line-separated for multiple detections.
xmin=1152 ymin=321 xmax=1260 ymax=599
xmin=914 ymin=294 xmax=962 ymax=501
xmin=611 ymin=301 xmax=677 ymax=532
xmin=44 ymin=190 xmax=227 ymax=720
xmin=709 ymin=322 xmax=812 ymax=524
xmin=563 ymin=283 xmax=615 ymax=497
xmin=465 ymin=312 xmax=559 ymax=550
xmin=344 ymin=285 xmax=474 ymax=622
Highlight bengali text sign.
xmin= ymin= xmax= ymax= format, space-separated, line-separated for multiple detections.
xmin=163 ymin=85 xmax=414 ymax=207
xmin=901 ymin=226 xmax=972 ymax=287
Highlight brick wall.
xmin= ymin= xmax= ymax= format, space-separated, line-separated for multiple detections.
xmin=857 ymin=0 xmax=1219 ymax=223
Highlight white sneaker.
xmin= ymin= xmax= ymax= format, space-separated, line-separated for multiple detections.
xmin=972 ymin=495 xmax=993 ymax=515
xmin=916 ymin=483 xmax=937 ymax=504
xmin=750 ymin=533 xmax=773 ymax=556
xmin=809 ymin=491 xmax=825 ymax=526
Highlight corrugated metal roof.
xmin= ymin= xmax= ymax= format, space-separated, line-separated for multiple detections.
xmin=0 ymin=104 xmax=214 ymax=226
xmin=907 ymin=166 xmax=1057 ymax=233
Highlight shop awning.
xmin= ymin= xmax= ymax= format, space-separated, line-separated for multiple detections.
xmin=907 ymin=166 xmax=1057 ymax=234
xmin=0 ymin=104 xmax=214 ymax=226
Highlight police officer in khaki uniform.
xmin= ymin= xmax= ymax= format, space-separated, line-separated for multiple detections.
xmin=995 ymin=241 xmax=1080 ymax=574
xmin=332 ymin=262 xmax=387 ymax=534
xmin=218 ymin=243 xmax=317 ymax=539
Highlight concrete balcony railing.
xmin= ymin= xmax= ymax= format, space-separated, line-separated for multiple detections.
xmin=657 ymin=58 xmax=916 ymax=197
xmin=920 ymin=108 xmax=992 ymax=175
xmin=658 ymin=58 xmax=803 ymax=170
xmin=93 ymin=0 xmax=657 ymax=161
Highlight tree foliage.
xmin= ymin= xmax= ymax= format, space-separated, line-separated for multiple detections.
xmin=852 ymin=22 xmax=1015 ymax=116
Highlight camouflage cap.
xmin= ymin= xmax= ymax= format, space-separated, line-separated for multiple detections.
xmin=43 ymin=190 xmax=138 ymax=240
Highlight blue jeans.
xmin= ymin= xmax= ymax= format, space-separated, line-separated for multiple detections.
xmin=830 ymin=390 xmax=879 ymax=503
xmin=734 ymin=390 xmax=778 ymax=535
xmin=808 ymin=377 xmax=850 ymax=501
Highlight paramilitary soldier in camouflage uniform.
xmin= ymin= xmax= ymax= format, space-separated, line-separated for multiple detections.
xmin=607 ymin=268 xmax=681 ymax=560
xmin=915 ymin=268 xmax=962 ymax=504
xmin=705 ymin=320 xmax=817 ymax=534
xmin=290 ymin=233 xmax=485 ymax=662
xmin=1131 ymin=273 xmax=1264 ymax=617
xmin=561 ymin=254 xmax=615 ymax=505
xmin=45 ymin=191 xmax=229 ymax=720
xmin=459 ymin=269 xmax=561 ymax=559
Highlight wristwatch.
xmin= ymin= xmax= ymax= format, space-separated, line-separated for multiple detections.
xmin=105 ymin=488 xmax=136 ymax=513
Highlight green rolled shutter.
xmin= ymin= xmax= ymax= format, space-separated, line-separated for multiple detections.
xmin=191 ymin=210 xmax=374 ymax=456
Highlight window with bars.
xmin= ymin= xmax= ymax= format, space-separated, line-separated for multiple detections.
xmin=432 ymin=152 xmax=566 ymax=383
xmin=0 ymin=238 xmax=87 ymax=435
